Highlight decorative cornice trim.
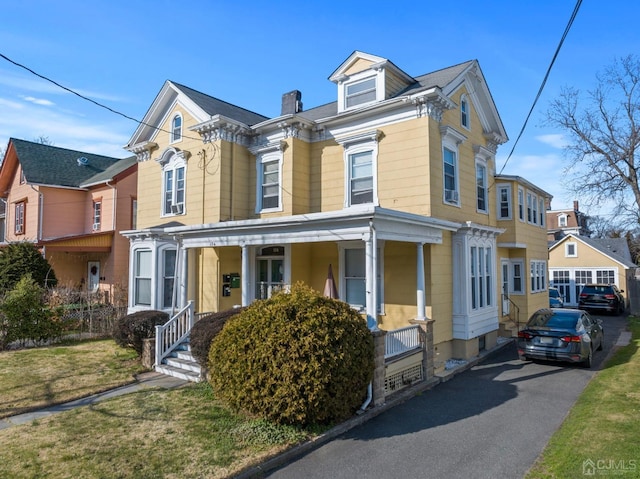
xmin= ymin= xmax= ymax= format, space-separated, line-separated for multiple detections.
xmin=155 ymin=147 xmax=190 ymax=166
xmin=334 ymin=129 xmax=382 ymax=147
xmin=440 ymin=125 xmax=467 ymax=145
xmin=128 ymin=141 xmax=158 ymax=162
xmin=248 ymin=140 xmax=287 ymax=156
xmin=190 ymin=117 xmax=252 ymax=145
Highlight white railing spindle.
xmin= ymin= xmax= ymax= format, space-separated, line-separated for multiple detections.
xmin=154 ymin=301 xmax=194 ymax=367
xmin=385 ymin=324 xmax=421 ymax=359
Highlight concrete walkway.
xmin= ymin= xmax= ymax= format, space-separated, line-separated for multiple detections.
xmin=0 ymin=371 xmax=188 ymax=430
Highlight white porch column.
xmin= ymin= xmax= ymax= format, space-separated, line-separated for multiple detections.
xmin=365 ymin=224 xmax=379 ymax=331
xmin=416 ymin=242 xmax=426 ymax=320
xmin=241 ymin=244 xmax=249 ymax=307
xmin=180 ymin=246 xmax=188 ymax=308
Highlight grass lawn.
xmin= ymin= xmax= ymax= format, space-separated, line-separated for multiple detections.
xmin=0 ymin=339 xmax=147 ymax=419
xmin=0 ymin=339 xmax=317 ymax=479
xmin=526 ymin=316 xmax=640 ymax=479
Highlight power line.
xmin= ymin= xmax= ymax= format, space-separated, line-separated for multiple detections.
xmin=497 ymin=0 xmax=583 ymax=175
xmin=0 ymin=52 xmax=202 ymax=143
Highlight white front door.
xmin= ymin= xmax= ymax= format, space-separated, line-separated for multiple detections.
xmin=88 ymin=261 xmax=100 ymax=292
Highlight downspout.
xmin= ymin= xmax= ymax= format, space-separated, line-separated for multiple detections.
xmin=360 ymin=220 xmax=377 ymax=413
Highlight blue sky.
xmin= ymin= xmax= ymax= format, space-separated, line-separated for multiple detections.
xmin=1 ymin=0 xmax=638 ymax=213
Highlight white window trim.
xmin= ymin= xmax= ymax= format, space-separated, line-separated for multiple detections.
xmin=460 ymin=94 xmax=470 ymax=130
xmin=558 ymin=213 xmax=568 ymax=227
xmin=497 ymin=183 xmax=512 ymax=220
xmin=336 ymin=130 xmax=381 ymax=208
xmin=339 ymin=241 xmax=385 ymax=314
xmin=160 ymin=246 xmax=177 ymax=309
xmin=132 ymin=248 xmax=153 ymax=308
xmin=170 ymin=113 xmax=183 ymax=144
xmin=539 ymin=197 xmax=546 ymax=227
xmin=157 ymin=148 xmax=187 ymax=217
xmin=441 ymin=126 xmax=466 ymax=207
xmin=470 ymin=245 xmax=493 ymax=310
xmin=510 ymin=259 xmax=525 ymax=294
xmin=565 ymin=242 xmax=577 ymax=257
xmin=337 ymin=69 xmax=384 ymax=113
xmin=255 ymin=152 xmax=283 ymax=213
xmin=475 ymin=159 xmax=488 ymax=214
xmin=530 ymin=260 xmax=547 ymax=293
xmin=518 ymin=187 xmax=525 ymax=222
xmin=93 ymin=201 xmax=101 ymax=231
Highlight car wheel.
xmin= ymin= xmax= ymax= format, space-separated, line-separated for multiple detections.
xmin=583 ymin=347 xmax=593 ymax=368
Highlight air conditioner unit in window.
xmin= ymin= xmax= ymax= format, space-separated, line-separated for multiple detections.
xmin=92 ymin=223 xmax=100 ymax=231
xmin=170 ymin=203 xmax=184 ymax=214
xmin=445 ymin=189 xmax=459 ymax=203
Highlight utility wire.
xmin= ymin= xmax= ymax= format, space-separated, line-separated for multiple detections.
xmin=497 ymin=0 xmax=583 ymax=175
xmin=0 ymin=52 xmax=202 ymax=143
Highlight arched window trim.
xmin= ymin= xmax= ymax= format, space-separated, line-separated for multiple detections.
xmin=171 ymin=113 xmax=183 ymax=143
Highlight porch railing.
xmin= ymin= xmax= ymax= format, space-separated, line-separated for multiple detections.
xmin=385 ymin=324 xmax=421 ymax=359
xmin=154 ymin=301 xmax=194 ymax=367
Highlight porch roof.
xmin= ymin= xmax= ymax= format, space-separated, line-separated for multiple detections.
xmin=38 ymin=231 xmax=113 ymax=252
xmin=125 ymin=206 xmax=462 ymax=248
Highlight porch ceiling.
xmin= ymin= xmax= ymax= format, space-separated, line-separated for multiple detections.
xmin=164 ymin=206 xmax=461 ymax=248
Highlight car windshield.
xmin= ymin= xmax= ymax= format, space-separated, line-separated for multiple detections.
xmin=528 ymin=311 xmax=578 ymax=330
xmin=549 ymin=289 xmax=560 ymax=298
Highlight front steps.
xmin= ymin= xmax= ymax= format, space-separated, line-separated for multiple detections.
xmin=155 ymin=341 xmax=202 ymax=382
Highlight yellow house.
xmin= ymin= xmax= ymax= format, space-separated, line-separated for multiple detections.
xmin=549 ymin=233 xmax=637 ymax=308
xmin=123 ymin=51 xmax=551 ymax=378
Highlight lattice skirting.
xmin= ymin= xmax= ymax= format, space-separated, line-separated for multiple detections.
xmin=384 ymin=351 xmax=424 ymax=395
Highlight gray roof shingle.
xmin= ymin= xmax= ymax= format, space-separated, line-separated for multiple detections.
xmin=170 ymin=82 xmax=269 ymax=126
xmin=11 ymin=138 xmax=135 ymax=188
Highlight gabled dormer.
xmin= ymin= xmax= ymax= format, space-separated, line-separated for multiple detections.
xmin=329 ymin=51 xmax=414 ymax=114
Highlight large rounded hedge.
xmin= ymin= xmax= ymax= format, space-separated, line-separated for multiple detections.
xmin=208 ymin=283 xmax=374 ymax=426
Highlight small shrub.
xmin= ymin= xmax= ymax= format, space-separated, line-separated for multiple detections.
xmin=190 ymin=308 xmax=245 ymax=371
xmin=209 ymin=283 xmax=374 ymax=426
xmin=112 ymin=310 xmax=169 ymax=356
xmin=0 ymin=274 xmax=62 ymax=349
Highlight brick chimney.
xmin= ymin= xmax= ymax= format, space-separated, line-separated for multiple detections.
xmin=573 ymin=200 xmax=579 ymax=211
xmin=281 ymin=90 xmax=302 ymax=115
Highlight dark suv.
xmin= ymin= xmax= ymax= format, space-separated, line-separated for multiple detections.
xmin=578 ymin=284 xmax=625 ymax=315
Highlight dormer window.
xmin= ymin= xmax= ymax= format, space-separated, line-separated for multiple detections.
xmin=171 ymin=114 xmax=182 ymax=143
xmin=345 ymin=77 xmax=377 ymax=109
xmin=558 ymin=214 xmax=568 ymax=227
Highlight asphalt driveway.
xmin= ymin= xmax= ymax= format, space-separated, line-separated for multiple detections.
xmin=264 ymin=313 xmax=629 ymax=479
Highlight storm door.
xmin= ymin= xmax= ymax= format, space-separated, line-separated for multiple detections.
xmin=256 ymin=246 xmax=285 ymax=300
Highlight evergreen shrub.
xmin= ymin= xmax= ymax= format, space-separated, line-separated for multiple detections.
xmin=112 ymin=310 xmax=169 ymax=355
xmin=208 ymin=283 xmax=374 ymax=426
xmin=0 ymin=274 xmax=62 ymax=349
xmin=190 ymin=307 xmax=245 ymax=371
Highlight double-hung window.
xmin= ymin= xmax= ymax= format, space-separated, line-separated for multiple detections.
xmin=336 ymin=130 xmax=380 ymax=208
xmin=349 ymin=151 xmax=374 ymax=205
xmin=530 ymin=260 xmax=546 ymax=293
xmin=444 ymin=148 xmax=458 ymax=204
xmin=159 ymin=150 xmax=187 ymax=216
xmin=134 ymin=250 xmax=152 ymax=306
xmin=497 ymin=184 xmax=511 ymax=219
xmin=341 ymin=244 xmax=383 ymax=312
xmin=171 ymin=114 xmax=182 ymax=143
xmin=518 ymin=187 xmax=525 ymax=221
xmin=441 ymin=126 xmax=466 ymax=206
xmin=471 ymin=246 xmax=493 ymax=309
xmin=476 ymin=162 xmax=487 ymax=213
xmin=461 ymin=95 xmax=469 ymax=129
xmin=345 ymin=77 xmax=376 ymax=109
xmin=93 ymin=201 xmax=101 ymax=231
xmin=14 ymin=201 xmax=25 ymax=235
xmin=258 ymin=155 xmax=282 ymax=211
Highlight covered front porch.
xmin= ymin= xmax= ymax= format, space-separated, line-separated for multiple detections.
xmin=126 ymin=205 xmax=461 ymax=331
